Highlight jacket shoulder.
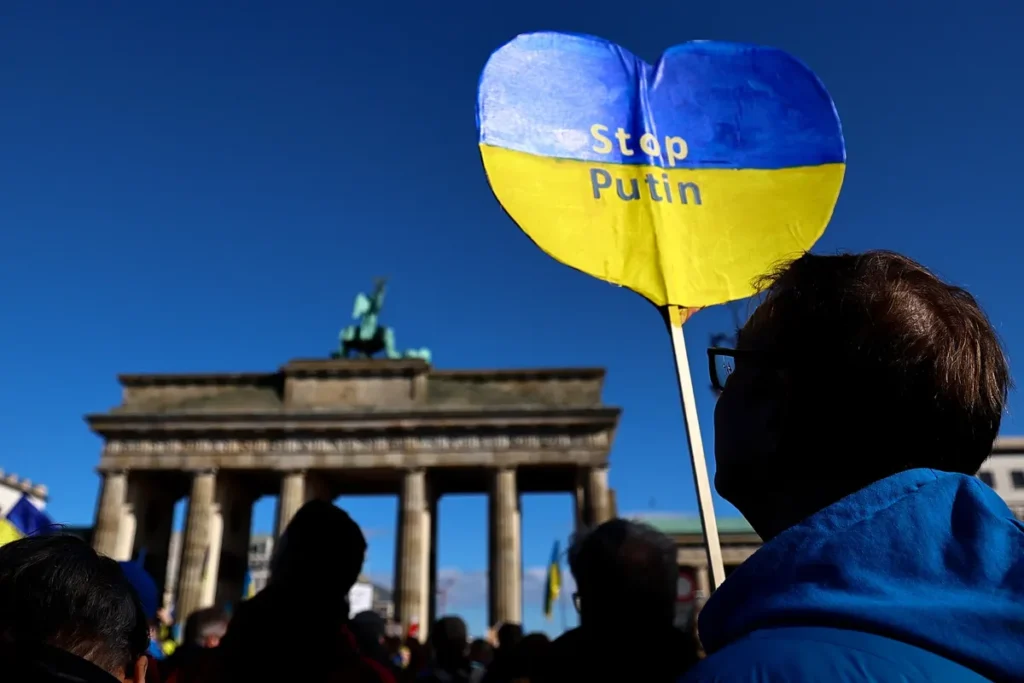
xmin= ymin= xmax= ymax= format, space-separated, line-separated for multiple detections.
xmin=680 ymin=627 xmax=991 ymax=683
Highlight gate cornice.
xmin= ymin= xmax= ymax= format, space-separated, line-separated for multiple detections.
xmin=86 ymin=406 xmax=620 ymax=436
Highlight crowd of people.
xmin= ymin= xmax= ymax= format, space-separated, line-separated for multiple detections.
xmin=0 ymin=250 xmax=1021 ymax=682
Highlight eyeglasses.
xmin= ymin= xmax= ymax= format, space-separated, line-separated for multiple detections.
xmin=707 ymin=347 xmax=760 ymax=393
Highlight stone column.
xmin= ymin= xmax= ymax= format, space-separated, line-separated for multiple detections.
xmin=275 ymin=471 xmax=333 ymax=539
xmin=113 ymin=499 xmax=137 ymax=562
xmin=586 ymin=466 xmax=612 ymax=527
xmin=92 ymin=470 xmax=127 ymax=558
xmin=488 ymin=467 xmax=522 ymax=627
xmin=305 ymin=473 xmax=333 ymax=503
xmin=213 ymin=480 xmax=253 ymax=606
xmin=395 ymin=469 xmax=431 ymax=641
xmin=418 ymin=492 xmax=433 ymax=638
xmin=275 ymin=471 xmax=306 ymax=539
xmin=572 ymin=472 xmax=587 ymax=535
xmin=573 ymin=466 xmax=612 ymax=533
xmin=695 ymin=564 xmax=711 ymax=605
xmin=176 ymin=470 xmax=216 ymax=627
xmin=199 ymin=505 xmax=224 ymax=610
xmin=428 ymin=494 xmax=438 ymax=626
xmin=123 ymin=480 xmax=175 ymax=597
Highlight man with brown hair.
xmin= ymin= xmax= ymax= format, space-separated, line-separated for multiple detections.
xmin=684 ymin=251 xmax=1024 ymax=682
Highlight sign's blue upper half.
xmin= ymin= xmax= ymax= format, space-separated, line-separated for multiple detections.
xmin=477 ymin=33 xmax=846 ymax=170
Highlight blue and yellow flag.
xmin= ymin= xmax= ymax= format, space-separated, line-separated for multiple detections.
xmin=0 ymin=519 xmax=22 ymax=546
xmin=243 ymin=570 xmax=256 ymax=599
xmin=0 ymin=495 xmax=54 ymax=547
xmin=543 ymin=540 xmax=561 ymax=621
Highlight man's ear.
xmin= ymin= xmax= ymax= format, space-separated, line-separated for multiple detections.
xmin=125 ymin=655 xmax=147 ymax=683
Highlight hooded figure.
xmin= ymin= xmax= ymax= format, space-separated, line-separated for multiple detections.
xmin=683 ymin=251 xmax=1024 ymax=682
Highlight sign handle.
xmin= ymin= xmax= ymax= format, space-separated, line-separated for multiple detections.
xmin=667 ymin=305 xmax=726 ymax=591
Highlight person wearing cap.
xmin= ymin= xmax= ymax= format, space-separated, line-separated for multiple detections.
xmin=350 ymin=610 xmax=402 ymax=679
xmin=420 ymin=616 xmax=474 ymax=683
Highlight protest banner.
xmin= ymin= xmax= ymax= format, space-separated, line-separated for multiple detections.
xmin=477 ymin=32 xmax=845 ymax=588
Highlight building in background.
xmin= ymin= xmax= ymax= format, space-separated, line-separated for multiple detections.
xmin=0 ymin=470 xmax=47 ymax=517
xmin=632 ymin=433 xmax=1024 ymax=630
xmin=630 ymin=514 xmax=760 ymax=630
xmin=87 ymin=357 xmax=619 ymax=638
xmin=246 ymin=534 xmax=273 ymax=595
xmin=978 ymin=437 xmax=1024 ymax=521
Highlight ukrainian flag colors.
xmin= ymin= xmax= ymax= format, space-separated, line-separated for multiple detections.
xmin=0 ymin=495 xmax=55 ymax=547
xmin=543 ymin=540 xmax=561 ymax=621
xmin=477 ymin=33 xmax=845 ymax=308
xmin=243 ymin=570 xmax=257 ymax=599
xmin=0 ymin=519 xmax=22 ymax=546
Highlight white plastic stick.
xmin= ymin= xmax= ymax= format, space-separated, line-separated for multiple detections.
xmin=668 ymin=306 xmax=726 ymax=590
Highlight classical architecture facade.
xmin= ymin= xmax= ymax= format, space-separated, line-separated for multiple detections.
xmin=87 ymin=358 xmax=619 ymax=637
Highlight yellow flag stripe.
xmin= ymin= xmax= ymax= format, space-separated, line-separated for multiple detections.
xmin=0 ymin=519 xmax=25 ymax=547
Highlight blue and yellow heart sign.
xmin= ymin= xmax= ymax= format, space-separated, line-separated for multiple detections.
xmin=477 ymin=33 xmax=845 ymax=308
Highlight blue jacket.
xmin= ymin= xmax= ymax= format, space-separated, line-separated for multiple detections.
xmin=682 ymin=469 xmax=1024 ymax=682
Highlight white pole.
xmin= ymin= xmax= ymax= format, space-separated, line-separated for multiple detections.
xmin=668 ymin=306 xmax=726 ymax=590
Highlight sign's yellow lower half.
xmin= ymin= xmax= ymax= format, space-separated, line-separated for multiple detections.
xmin=481 ymin=144 xmax=845 ymax=308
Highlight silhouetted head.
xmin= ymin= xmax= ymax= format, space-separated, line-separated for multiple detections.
xmin=0 ymin=535 xmax=150 ymax=682
xmin=509 ymin=632 xmax=551 ymax=679
xmin=496 ymin=621 xmax=523 ymax=650
xmin=404 ymin=634 xmax=428 ymax=673
xmin=468 ymin=638 xmax=494 ymax=667
xmin=430 ymin=615 xmax=469 ymax=669
xmin=270 ymin=500 xmax=366 ymax=602
xmin=182 ymin=607 xmax=228 ymax=648
xmin=568 ymin=519 xmax=677 ymax=630
xmin=714 ymin=250 xmax=1010 ymax=538
xmin=350 ymin=610 xmax=390 ymax=666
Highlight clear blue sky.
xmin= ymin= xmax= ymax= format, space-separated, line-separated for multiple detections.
xmin=0 ymin=1 xmax=1021 ymax=637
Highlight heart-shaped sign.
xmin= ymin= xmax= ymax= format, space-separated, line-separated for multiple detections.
xmin=477 ymin=33 xmax=846 ymax=308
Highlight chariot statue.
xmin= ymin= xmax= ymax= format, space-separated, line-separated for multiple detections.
xmin=332 ymin=278 xmax=431 ymax=363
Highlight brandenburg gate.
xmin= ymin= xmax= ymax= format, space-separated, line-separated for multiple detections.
xmin=87 ymin=358 xmax=620 ymax=635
